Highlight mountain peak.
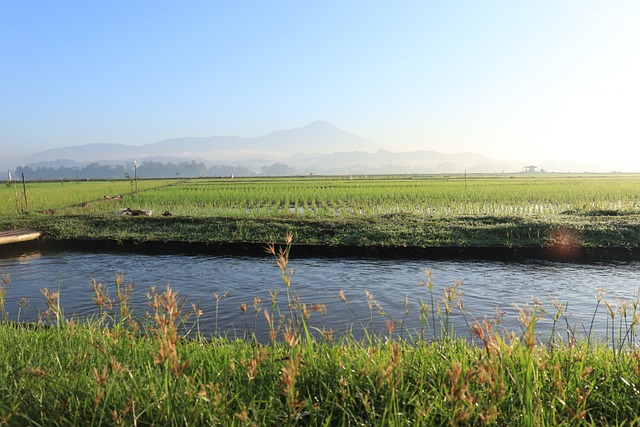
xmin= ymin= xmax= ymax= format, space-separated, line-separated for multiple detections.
xmin=266 ymin=120 xmax=339 ymax=136
xmin=305 ymin=120 xmax=334 ymax=128
xmin=260 ymin=121 xmax=381 ymax=153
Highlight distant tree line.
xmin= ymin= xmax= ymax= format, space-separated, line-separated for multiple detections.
xmin=12 ymin=160 xmax=298 ymax=180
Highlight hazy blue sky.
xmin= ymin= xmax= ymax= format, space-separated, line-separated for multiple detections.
xmin=2 ymin=1 xmax=639 ymax=168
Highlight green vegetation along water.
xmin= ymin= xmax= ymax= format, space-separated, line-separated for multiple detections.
xmin=3 ymin=318 xmax=639 ymax=425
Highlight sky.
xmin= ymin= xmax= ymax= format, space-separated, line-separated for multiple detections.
xmin=2 ymin=1 xmax=640 ymax=170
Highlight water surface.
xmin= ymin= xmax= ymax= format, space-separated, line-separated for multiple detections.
xmin=1 ymin=250 xmax=638 ymax=343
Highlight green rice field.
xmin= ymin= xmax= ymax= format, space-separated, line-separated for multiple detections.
xmin=3 ymin=174 xmax=640 ymax=249
xmin=4 ymin=174 xmax=640 ymax=217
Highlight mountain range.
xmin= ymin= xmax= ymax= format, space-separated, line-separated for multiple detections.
xmin=23 ymin=121 xmax=382 ymax=164
xmin=9 ymin=121 xmax=619 ymax=175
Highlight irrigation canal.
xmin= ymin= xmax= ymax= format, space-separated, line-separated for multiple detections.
xmin=1 ymin=247 xmax=640 ymax=344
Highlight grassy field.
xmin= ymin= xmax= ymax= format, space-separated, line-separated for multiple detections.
xmin=1 ymin=178 xmax=179 ymax=214
xmin=3 ymin=174 xmax=640 ymax=249
xmin=6 ymin=174 xmax=640 ymax=217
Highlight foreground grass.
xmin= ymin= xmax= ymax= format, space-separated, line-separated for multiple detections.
xmin=4 ymin=319 xmax=640 ymax=426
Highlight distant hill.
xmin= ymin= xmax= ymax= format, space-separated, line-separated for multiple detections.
xmin=22 ymin=143 xmax=149 ymax=164
xmin=145 ymin=120 xmax=380 ymax=156
xmin=22 ymin=121 xmax=385 ymax=164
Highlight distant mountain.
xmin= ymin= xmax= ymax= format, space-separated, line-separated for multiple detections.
xmin=22 ymin=121 xmax=385 ymax=164
xmin=22 ymin=143 xmax=148 ymax=164
xmin=145 ymin=120 xmax=380 ymax=156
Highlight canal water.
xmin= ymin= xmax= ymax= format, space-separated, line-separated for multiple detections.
xmin=1 ymin=249 xmax=639 ymax=344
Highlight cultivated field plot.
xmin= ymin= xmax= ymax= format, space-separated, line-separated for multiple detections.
xmin=4 ymin=174 xmax=640 ymax=249
xmin=0 ymin=179 xmax=180 ymax=215
xmin=38 ymin=173 xmax=640 ymax=218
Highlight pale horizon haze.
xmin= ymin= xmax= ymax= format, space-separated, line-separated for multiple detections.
xmin=2 ymin=1 xmax=640 ymax=170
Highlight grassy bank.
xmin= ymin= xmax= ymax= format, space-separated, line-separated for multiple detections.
xmin=2 ymin=211 xmax=640 ymax=251
xmin=4 ymin=317 xmax=640 ymax=426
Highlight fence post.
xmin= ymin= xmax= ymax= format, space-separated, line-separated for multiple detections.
xmin=21 ymin=172 xmax=28 ymax=211
xmin=134 ymin=161 xmax=138 ymax=192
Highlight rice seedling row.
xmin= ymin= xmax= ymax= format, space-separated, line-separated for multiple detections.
xmin=19 ymin=174 xmax=639 ymax=219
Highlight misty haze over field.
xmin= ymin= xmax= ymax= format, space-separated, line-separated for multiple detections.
xmin=4 ymin=122 xmax=628 ymax=179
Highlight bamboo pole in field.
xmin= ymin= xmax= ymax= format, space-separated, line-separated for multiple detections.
xmin=134 ymin=160 xmax=138 ymax=192
xmin=21 ymin=172 xmax=28 ymax=211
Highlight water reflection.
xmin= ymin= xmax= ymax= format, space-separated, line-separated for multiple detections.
xmin=0 ymin=251 xmax=42 ymax=263
xmin=0 ymin=250 xmax=639 ymax=344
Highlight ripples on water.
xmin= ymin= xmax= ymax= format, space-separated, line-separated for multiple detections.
xmin=1 ymin=250 xmax=639 ymax=343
